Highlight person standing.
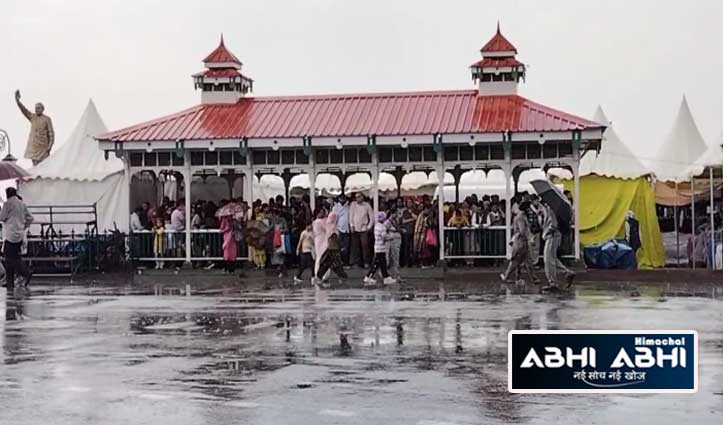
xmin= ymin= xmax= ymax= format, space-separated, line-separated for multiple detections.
xmin=0 ymin=188 xmax=34 ymax=288
xmin=130 ymin=207 xmax=145 ymax=232
xmin=15 ymin=90 xmax=54 ymax=166
xmin=500 ymin=201 xmax=537 ymax=284
xmin=332 ymin=195 xmax=351 ymax=265
xmin=387 ymin=207 xmax=403 ymax=281
xmin=400 ymin=198 xmax=417 ymax=267
xmin=541 ymin=201 xmax=575 ymax=291
xmin=219 ymin=215 xmax=238 ymax=274
xmin=152 ymin=217 xmax=166 ymax=270
xmin=349 ymin=193 xmax=373 ymax=268
xmin=364 ymin=212 xmax=396 ymax=286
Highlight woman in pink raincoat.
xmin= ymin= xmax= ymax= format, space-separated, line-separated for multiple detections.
xmin=219 ymin=215 xmax=238 ymax=274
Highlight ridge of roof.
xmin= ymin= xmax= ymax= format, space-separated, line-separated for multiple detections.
xmin=98 ymin=92 xmax=601 ymax=142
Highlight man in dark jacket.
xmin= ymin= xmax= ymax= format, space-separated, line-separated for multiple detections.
xmin=0 ymin=188 xmax=34 ymax=289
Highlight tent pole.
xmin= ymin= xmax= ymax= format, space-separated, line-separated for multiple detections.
xmin=674 ymin=181 xmax=679 ymax=267
xmin=309 ymin=152 xmax=316 ymax=213
xmin=710 ymin=167 xmax=715 ymax=270
xmin=691 ymin=176 xmax=696 ymax=269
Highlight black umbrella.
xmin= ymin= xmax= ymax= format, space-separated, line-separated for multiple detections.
xmin=530 ymin=179 xmax=572 ymax=227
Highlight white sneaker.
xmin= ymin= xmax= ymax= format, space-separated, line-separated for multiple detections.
xmin=363 ymin=276 xmax=375 ymax=284
xmin=293 ymin=276 xmax=303 ymax=284
xmin=311 ymin=277 xmax=321 ymax=286
xmin=383 ymin=277 xmax=397 ymax=285
xmin=205 ymin=263 xmax=215 ymax=270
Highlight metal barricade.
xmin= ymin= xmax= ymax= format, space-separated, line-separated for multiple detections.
xmin=129 ymin=229 xmax=249 ymax=262
xmin=444 ymin=226 xmax=507 ymax=259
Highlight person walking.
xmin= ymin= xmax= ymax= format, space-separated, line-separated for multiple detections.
xmin=0 ymin=188 xmax=34 ymax=288
xmin=349 ymin=193 xmax=374 ymax=268
xmin=541 ymin=201 xmax=575 ymax=291
xmin=294 ymin=223 xmax=315 ymax=284
xmin=313 ymin=212 xmax=347 ymax=286
xmin=364 ymin=212 xmax=396 ymax=286
xmin=332 ymin=195 xmax=351 ymax=265
xmin=526 ymin=195 xmax=543 ymax=271
xmin=312 ymin=208 xmax=329 ymax=277
xmin=500 ymin=201 xmax=538 ymax=284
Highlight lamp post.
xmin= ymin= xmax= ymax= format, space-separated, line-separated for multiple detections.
xmin=0 ymin=128 xmax=17 ymax=161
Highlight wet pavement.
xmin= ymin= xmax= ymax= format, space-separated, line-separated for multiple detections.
xmin=1 ymin=282 xmax=722 ymax=425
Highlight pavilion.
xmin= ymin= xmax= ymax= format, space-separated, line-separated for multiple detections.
xmin=97 ymin=26 xmax=605 ymax=265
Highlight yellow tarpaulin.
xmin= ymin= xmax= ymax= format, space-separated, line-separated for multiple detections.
xmin=562 ymin=176 xmax=665 ymax=268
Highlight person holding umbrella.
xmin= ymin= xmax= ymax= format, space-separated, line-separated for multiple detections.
xmin=541 ymin=198 xmax=575 ymax=291
xmin=530 ymin=180 xmax=576 ymax=291
xmin=216 ymin=200 xmax=244 ymax=273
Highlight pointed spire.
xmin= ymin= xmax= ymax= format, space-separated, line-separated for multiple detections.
xmin=592 ymin=105 xmax=610 ymax=126
xmin=653 ymin=95 xmax=708 ymax=181
xmin=480 ymin=22 xmax=517 ymax=54
xmin=202 ymin=35 xmax=242 ymax=65
xmin=580 ymin=108 xmax=649 ymax=179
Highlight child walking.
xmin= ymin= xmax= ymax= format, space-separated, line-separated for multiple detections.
xmin=294 ymin=224 xmax=314 ymax=284
xmin=364 ymin=212 xmax=396 ymax=286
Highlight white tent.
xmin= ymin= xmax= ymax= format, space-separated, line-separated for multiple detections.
xmin=679 ymin=139 xmax=723 ymax=180
xmin=651 ymin=96 xmax=708 ymax=182
xmin=19 ymin=99 xmax=129 ymax=233
xmin=580 ymin=106 xmax=649 ymax=179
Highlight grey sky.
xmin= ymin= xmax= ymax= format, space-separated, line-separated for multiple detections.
xmin=2 ymin=0 xmax=721 ymax=168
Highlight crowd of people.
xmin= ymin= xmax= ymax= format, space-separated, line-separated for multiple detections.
xmin=130 ymin=187 xmax=576 ymax=290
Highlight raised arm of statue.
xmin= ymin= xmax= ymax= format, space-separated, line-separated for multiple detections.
xmin=15 ymin=90 xmax=32 ymax=121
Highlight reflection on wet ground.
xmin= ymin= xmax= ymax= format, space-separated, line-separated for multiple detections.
xmin=1 ymin=282 xmax=722 ymax=425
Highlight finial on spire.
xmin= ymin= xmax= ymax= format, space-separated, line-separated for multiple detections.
xmin=220 ymin=33 xmax=225 ymax=46
xmin=497 ymin=20 xmax=500 ymax=34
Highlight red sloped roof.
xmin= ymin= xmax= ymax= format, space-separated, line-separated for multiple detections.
xmin=470 ymin=57 xmax=524 ymax=68
xmin=99 ymin=90 xmax=601 ymax=142
xmin=481 ymin=26 xmax=517 ymax=54
xmin=203 ymin=36 xmax=242 ymax=64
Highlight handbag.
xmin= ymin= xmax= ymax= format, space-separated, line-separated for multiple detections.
xmin=425 ymin=228 xmax=438 ymax=247
xmin=273 ymin=227 xmax=282 ymax=248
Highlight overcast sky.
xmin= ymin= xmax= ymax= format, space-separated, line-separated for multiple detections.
xmin=2 ymin=0 xmax=722 ymax=168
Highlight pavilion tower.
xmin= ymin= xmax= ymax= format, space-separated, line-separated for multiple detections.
xmin=193 ymin=35 xmax=253 ymax=104
xmin=470 ymin=23 xmax=526 ymax=96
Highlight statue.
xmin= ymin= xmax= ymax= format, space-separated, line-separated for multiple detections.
xmin=15 ymin=90 xmax=54 ymax=165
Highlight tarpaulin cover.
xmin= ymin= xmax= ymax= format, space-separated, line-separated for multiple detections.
xmin=654 ymin=180 xmax=722 ymax=207
xmin=584 ymin=239 xmax=637 ymax=270
xmin=563 ymin=176 xmax=665 ymax=268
